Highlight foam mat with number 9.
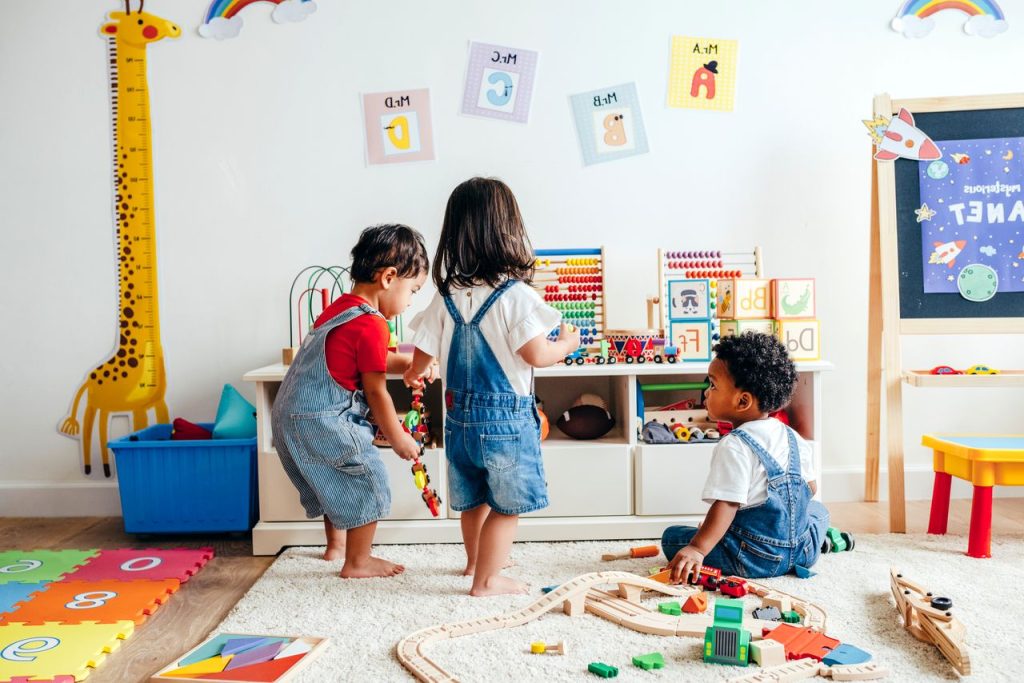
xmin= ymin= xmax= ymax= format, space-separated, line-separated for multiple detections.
xmin=0 ymin=620 xmax=134 ymax=681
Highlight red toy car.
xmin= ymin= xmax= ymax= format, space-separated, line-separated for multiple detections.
xmin=689 ymin=565 xmax=722 ymax=591
xmin=718 ymin=576 xmax=748 ymax=597
xmin=929 ymin=365 xmax=963 ymax=375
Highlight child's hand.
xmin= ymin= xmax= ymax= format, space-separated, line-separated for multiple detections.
xmin=667 ymin=545 xmax=705 ymax=584
xmin=392 ymin=433 xmax=421 ymax=461
xmin=557 ymin=322 xmax=581 ymax=351
xmin=404 ymin=363 xmax=439 ymax=390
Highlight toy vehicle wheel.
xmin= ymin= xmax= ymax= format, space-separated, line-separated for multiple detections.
xmin=608 ymin=356 xmax=617 ymax=364
xmin=667 ymin=356 xmax=677 ymax=363
xmin=625 ymin=356 xmax=634 ymax=364
xmin=841 ymin=531 xmax=854 ymax=551
xmin=596 ymin=357 xmax=605 ymax=365
xmin=821 ymin=538 xmax=832 ymax=554
xmin=930 ymin=596 xmax=953 ymax=611
xmin=637 ymin=356 xmax=646 ymax=364
xmin=654 ymin=355 xmax=663 ymax=364
xmin=706 ymin=577 xmax=719 ymax=591
xmin=575 ymin=357 xmax=585 ymax=365
xmin=563 ymin=358 xmax=573 ymax=366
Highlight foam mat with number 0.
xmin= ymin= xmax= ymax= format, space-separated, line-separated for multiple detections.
xmin=0 ymin=551 xmax=99 ymax=584
xmin=66 ymin=548 xmax=213 ymax=583
xmin=0 ymin=579 xmax=180 ymax=626
xmin=0 ymin=620 xmax=134 ymax=681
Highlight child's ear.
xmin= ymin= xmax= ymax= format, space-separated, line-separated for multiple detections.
xmin=736 ymin=391 xmax=754 ymax=411
xmin=378 ymin=266 xmax=398 ymax=289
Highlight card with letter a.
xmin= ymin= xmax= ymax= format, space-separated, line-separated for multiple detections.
xmin=667 ymin=36 xmax=739 ymax=111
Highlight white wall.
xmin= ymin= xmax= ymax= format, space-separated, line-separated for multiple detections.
xmin=2 ymin=0 xmax=1023 ymax=512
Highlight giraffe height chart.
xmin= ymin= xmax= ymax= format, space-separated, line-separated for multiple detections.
xmin=59 ymin=2 xmax=180 ymax=477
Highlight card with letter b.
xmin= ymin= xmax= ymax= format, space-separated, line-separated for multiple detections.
xmin=570 ymin=82 xmax=649 ymax=166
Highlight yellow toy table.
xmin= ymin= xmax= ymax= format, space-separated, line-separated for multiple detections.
xmin=923 ymin=434 xmax=1024 ymax=558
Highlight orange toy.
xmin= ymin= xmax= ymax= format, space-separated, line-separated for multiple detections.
xmin=601 ymin=545 xmax=660 ymax=561
xmin=1 ymin=579 xmax=179 ymax=625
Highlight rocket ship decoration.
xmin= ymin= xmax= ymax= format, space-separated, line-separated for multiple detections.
xmin=929 ymin=240 xmax=967 ymax=269
xmin=864 ymin=108 xmax=942 ymax=162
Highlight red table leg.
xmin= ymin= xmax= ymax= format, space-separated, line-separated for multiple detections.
xmin=967 ymin=485 xmax=993 ymax=559
xmin=927 ymin=472 xmax=952 ymax=535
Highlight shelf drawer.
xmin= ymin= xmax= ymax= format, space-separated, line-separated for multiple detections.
xmin=258 ymin=447 xmax=446 ymax=522
xmin=524 ymin=443 xmax=632 ymax=517
xmin=634 ymin=443 xmax=714 ymax=516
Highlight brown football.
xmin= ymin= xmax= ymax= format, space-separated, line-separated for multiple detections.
xmin=556 ymin=405 xmax=615 ymax=440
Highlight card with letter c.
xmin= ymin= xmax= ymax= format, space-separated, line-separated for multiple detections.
xmin=461 ymin=41 xmax=539 ymax=123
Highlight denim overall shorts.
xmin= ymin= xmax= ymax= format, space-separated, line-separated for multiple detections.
xmin=661 ymin=426 xmax=828 ymax=578
xmin=442 ymin=280 xmax=549 ymax=516
xmin=271 ymin=303 xmax=391 ymax=530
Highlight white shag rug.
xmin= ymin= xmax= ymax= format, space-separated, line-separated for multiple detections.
xmin=215 ymin=533 xmax=1023 ymax=682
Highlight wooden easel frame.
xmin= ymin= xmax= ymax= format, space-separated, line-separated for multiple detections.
xmin=865 ymin=92 xmax=1024 ymax=532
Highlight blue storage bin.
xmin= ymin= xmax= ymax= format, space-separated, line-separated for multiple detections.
xmin=108 ymin=423 xmax=258 ymax=533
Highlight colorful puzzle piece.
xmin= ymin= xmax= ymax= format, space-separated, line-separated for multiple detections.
xmin=159 ymin=654 xmax=233 ymax=677
xmin=193 ymin=653 xmax=305 ymax=681
xmin=0 ymin=620 xmax=133 ymax=681
xmin=632 ymin=652 xmax=665 ymax=670
xmin=0 ymin=583 xmax=47 ymax=618
xmin=822 ymin=643 xmax=872 ymax=667
xmin=1 ymin=579 xmax=179 ymax=625
xmin=67 ymin=548 xmax=213 ymax=583
xmin=224 ymin=641 xmax=283 ymax=670
xmin=762 ymin=623 xmax=840 ymax=661
xmin=0 ymin=550 xmax=98 ymax=584
xmin=658 ymin=601 xmax=681 ymax=616
xmin=179 ymin=635 xmax=291 ymax=667
xmin=220 ymin=637 xmax=270 ymax=656
xmin=273 ymin=637 xmax=315 ymax=660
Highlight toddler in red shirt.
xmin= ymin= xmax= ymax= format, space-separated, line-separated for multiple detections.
xmin=272 ymin=225 xmax=432 ymax=578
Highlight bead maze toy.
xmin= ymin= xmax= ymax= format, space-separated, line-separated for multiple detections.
xmin=889 ymin=568 xmax=969 ymax=675
xmin=282 ymin=265 xmax=350 ymax=365
xmin=0 ymin=548 xmax=212 ymax=681
xmin=531 ymin=248 xmax=607 ymax=364
xmin=395 ymin=570 xmax=887 ymax=682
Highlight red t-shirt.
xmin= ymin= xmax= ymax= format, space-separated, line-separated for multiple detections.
xmin=314 ymin=293 xmax=390 ymax=391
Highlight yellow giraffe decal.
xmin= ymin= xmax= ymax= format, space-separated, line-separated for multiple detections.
xmin=60 ymin=2 xmax=180 ymax=477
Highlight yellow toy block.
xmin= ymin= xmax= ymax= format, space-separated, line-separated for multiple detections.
xmin=719 ymin=319 xmax=774 ymax=338
xmin=0 ymin=620 xmax=134 ymax=681
xmin=160 ymin=654 xmax=233 ymax=676
xmin=774 ymin=319 xmax=820 ymax=361
xmin=717 ymin=279 xmax=770 ymax=319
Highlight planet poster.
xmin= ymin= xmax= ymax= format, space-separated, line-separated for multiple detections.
xmin=918 ymin=137 xmax=1024 ymax=294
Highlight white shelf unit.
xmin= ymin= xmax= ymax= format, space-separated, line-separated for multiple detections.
xmin=244 ymin=360 xmax=831 ymax=555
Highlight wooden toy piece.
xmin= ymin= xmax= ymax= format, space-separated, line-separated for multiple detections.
xmin=782 ymin=610 xmax=802 ymax=624
xmin=718 ymin=279 xmax=771 ymax=319
xmin=751 ymin=639 xmax=787 ymax=667
xmin=822 ymin=644 xmax=872 ymax=667
xmin=632 ymin=652 xmax=665 ymax=670
xmin=157 ymin=654 xmax=233 ymax=677
xmin=530 ymin=640 xmax=566 ymax=655
xmin=667 ymin=319 xmax=719 ymax=362
xmin=665 ymin=278 xmax=717 ymax=321
xmin=588 ymin=662 xmax=619 ymax=678
xmin=752 ymin=606 xmax=782 ymax=621
xmin=761 ymin=623 xmax=840 ymax=662
xmin=704 ymin=597 xmax=751 ymax=666
xmin=281 ymin=347 xmax=297 ymax=365
xmin=820 ymin=662 xmax=890 ymax=680
xmin=601 ymin=544 xmax=660 ymax=561
xmin=889 ymin=568 xmax=970 ymax=675
xmin=762 ymin=593 xmax=792 ymax=613
xmin=774 ymin=319 xmax=821 ymax=361
xmin=794 ymin=565 xmax=816 ymax=579
xmin=683 ymin=592 xmax=708 ymax=613
xmin=772 ymin=279 xmax=816 ymax=319
xmin=224 ymin=641 xmax=285 ymax=670
xmin=726 ymin=657 xmax=823 ymax=683
xmin=196 ymin=654 xmax=306 ymax=681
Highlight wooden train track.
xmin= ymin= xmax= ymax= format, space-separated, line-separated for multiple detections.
xmin=890 ymin=568 xmax=970 ymax=675
xmin=396 ymin=571 xmax=835 ymax=682
xmin=727 ymin=657 xmax=890 ymax=682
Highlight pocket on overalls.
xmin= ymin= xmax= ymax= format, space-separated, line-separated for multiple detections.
xmin=480 ymin=432 xmax=522 ymax=473
xmin=290 ymin=410 xmax=366 ymax=474
xmin=736 ymin=540 xmax=783 ymax=578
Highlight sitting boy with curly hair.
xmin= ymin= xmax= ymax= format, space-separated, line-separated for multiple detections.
xmin=662 ymin=332 xmax=830 ymax=581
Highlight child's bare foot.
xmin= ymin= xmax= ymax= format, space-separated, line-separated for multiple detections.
xmin=323 ymin=545 xmax=346 ymax=561
xmin=470 ymin=574 xmax=528 ymax=596
xmin=340 ymin=556 xmax=405 ymax=579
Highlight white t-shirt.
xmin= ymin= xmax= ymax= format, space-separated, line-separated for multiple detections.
xmin=409 ymin=281 xmax=561 ymax=396
xmin=702 ymin=418 xmax=816 ymax=508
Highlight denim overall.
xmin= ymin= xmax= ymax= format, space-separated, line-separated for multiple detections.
xmin=442 ymin=280 xmax=549 ymax=516
xmin=661 ymin=426 xmax=830 ymax=578
xmin=271 ymin=303 xmax=391 ymax=529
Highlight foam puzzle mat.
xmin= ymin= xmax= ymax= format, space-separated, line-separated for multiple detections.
xmin=0 ymin=548 xmax=213 ymax=680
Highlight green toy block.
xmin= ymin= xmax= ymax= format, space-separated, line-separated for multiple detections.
xmin=588 ymin=662 xmax=619 ymax=678
xmin=632 ymin=652 xmax=665 ymax=670
xmin=782 ymin=610 xmax=801 ymax=623
xmin=658 ymin=601 xmax=682 ymax=616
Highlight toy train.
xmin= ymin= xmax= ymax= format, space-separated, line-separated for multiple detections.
xmin=564 ymin=329 xmax=681 ymax=365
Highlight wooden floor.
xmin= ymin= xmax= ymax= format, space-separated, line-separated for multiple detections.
xmin=3 ymin=499 xmax=1023 ymax=682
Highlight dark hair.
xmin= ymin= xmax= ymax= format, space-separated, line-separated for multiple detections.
xmin=432 ymin=177 xmax=535 ymax=295
xmin=349 ymin=224 xmax=428 ymax=283
xmin=713 ymin=332 xmax=797 ymax=413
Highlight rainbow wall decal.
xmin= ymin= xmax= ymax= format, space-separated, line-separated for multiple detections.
xmin=892 ymin=0 xmax=1008 ymax=37
xmin=199 ymin=0 xmax=316 ymax=40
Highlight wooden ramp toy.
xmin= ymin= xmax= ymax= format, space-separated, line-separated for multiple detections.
xmin=0 ymin=620 xmax=134 ymax=682
xmin=0 ymin=578 xmax=180 ymax=625
xmin=890 ymin=568 xmax=970 ymax=675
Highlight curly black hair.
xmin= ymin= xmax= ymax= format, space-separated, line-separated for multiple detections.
xmin=349 ymin=224 xmax=429 ymax=283
xmin=713 ymin=332 xmax=797 ymax=413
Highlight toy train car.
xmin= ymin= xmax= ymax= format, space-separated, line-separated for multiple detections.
xmin=563 ymin=330 xmax=681 ymax=366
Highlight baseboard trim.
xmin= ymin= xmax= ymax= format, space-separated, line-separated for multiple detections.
xmin=0 ymin=482 xmax=122 ymax=516
xmin=2 ymin=467 xmax=1019 ymax=517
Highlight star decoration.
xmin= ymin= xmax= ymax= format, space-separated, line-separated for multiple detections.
xmin=915 ymin=203 xmax=937 ymax=222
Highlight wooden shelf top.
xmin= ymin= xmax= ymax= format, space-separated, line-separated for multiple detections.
xmin=902 ymin=370 xmax=1024 ymax=388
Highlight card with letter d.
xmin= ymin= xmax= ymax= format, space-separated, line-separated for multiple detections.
xmin=362 ymin=88 xmax=435 ymax=165
xmin=668 ymin=36 xmax=739 ymax=111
